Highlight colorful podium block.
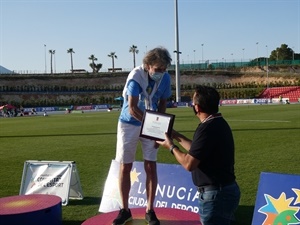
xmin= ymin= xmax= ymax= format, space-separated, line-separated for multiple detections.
xmin=0 ymin=194 xmax=62 ymax=225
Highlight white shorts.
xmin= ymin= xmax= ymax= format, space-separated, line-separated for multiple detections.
xmin=115 ymin=121 xmax=158 ymax=164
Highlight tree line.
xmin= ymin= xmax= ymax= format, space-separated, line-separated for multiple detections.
xmin=54 ymin=45 xmax=139 ymax=74
xmin=0 ymin=79 xmax=299 ymax=93
xmin=49 ymin=44 xmax=297 ymax=75
xmin=1 ymin=78 xmax=299 ymax=107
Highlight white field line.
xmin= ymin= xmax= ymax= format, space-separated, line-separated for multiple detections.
xmin=228 ymin=119 xmax=291 ymax=123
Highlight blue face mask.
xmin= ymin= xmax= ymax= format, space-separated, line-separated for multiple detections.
xmin=150 ymin=72 xmax=164 ymax=82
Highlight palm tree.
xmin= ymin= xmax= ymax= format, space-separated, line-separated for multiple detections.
xmin=88 ymin=54 xmax=97 ymax=64
xmin=107 ymin=52 xmax=117 ymax=72
xmin=95 ymin=63 xmax=102 ymax=73
xmin=67 ymin=48 xmax=75 ymax=73
xmin=129 ymin=45 xmax=139 ymax=68
xmin=49 ymin=50 xmax=55 ymax=74
xmin=88 ymin=54 xmax=102 ymax=73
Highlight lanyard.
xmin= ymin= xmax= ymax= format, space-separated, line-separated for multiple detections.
xmin=202 ymin=113 xmax=222 ymax=123
xmin=144 ymin=76 xmax=162 ymax=110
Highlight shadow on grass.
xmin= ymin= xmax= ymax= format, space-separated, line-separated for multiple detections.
xmin=63 ymin=197 xmax=102 ymax=225
xmin=63 ymin=220 xmax=84 ymax=225
xmin=234 ymin=205 xmax=254 ymax=225
xmin=67 ymin=196 xmax=101 ymax=206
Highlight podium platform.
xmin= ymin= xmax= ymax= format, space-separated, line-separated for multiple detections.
xmin=0 ymin=194 xmax=62 ymax=225
xmin=82 ymin=207 xmax=201 ymax=225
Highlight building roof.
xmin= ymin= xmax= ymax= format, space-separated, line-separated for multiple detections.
xmin=0 ymin=65 xmax=14 ymax=74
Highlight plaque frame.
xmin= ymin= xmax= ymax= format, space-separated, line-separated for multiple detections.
xmin=139 ymin=110 xmax=175 ymax=141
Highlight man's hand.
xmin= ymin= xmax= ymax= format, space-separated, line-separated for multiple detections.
xmin=156 ymin=133 xmax=173 ymax=150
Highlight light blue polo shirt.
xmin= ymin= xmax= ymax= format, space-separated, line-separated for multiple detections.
xmin=119 ymin=73 xmax=171 ymax=126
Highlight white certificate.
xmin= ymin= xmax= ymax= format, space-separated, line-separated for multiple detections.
xmin=140 ymin=110 xmax=175 ymax=141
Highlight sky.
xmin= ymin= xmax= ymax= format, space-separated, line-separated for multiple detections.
xmin=0 ymin=0 xmax=299 ymax=73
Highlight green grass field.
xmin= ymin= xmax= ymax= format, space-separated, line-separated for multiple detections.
xmin=0 ymin=104 xmax=299 ymax=225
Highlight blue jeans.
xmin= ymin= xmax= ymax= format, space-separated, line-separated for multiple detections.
xmin=198 ymin=182 xmax=241 ymax=225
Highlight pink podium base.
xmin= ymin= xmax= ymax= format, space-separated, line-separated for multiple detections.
xmin=82 ymin=208 xmax=201 ymax=225
xmin=0 ymin=194 xmax=62 ymax=225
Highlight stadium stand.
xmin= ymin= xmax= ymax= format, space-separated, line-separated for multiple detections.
xmin=259 ymin=86 xmax=300 ymax=102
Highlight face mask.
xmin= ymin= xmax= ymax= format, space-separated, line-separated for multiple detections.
xmin=150 ymin=72 xmax=164 ymax=82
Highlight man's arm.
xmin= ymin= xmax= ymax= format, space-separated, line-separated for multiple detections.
xmin=173 ymin=147 xmax=200 ymax=171
xmin=172 ymin=130 xmax=192 ymax=152
xmin=157 ymin=99 xmax=167 ymax=113
xmin=128 ymin=95 xmax=144 ymax=122
xmin=157 ymin=133 xmax=200 ymax=171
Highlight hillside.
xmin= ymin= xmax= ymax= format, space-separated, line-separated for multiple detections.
xmin=0 ymin=69 xmax=299 ymax=88
xmin=0 ymin=68 xmax=299 ymax=106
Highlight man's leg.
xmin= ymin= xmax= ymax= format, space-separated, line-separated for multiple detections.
xmin=141 ymin=138 xmax=160 ymax=224
xmin=119 ymin=162 xmax=133 ymax=210
xmin=144 ymin=160 xmax=157 ymax=211
xmin=112 ymin=163 xmax=133 ymax=225
xmin=198 ymin=183 xmax=240 ymax=225
xmin=113 ymin=121 xmax=140 ymax=225
xmin=115 ymin=121 xmax=139 ymax=209
xmin=144 ymin=160 xmax=160 ymax=225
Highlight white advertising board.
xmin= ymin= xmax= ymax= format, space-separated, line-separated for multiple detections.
xmin=19 ymin=160 xmax=83 ymax=206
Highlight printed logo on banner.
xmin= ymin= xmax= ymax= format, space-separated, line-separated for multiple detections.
xmin=21 ymin=163 xmax=71 ymax=205
xmin=29 ymin=165 xmax=67 ymax=189
xmin=252 ymin=172 xmax=300 ymax=225
xmin=99 ymin=160 xmax=199 ymax=213
xmin=20 ymin=161 xmax=83 ymax=206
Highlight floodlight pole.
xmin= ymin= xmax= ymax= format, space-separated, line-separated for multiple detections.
xmin=174 ymin=0 xmax=181 ymax=103
xmin=44 ymin=44 xmax=47 ymax=74
xmin=266 ymin=45 xmax=269 ymax=90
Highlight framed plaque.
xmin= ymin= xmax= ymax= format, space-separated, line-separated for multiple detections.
xmin=140 ymin=110 xmax=175 ymax=141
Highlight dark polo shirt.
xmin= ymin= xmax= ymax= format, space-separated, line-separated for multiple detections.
xmin=189 ymin=114 xmax=236 ymax=187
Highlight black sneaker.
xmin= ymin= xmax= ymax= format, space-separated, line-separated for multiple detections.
xmin=112 ymin=208 xmax=132 ymax=225
xmin=145 ymin=209 xmax=160 ymax=225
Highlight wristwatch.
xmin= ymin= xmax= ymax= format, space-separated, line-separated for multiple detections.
xmin=169 ymin=145 xmax=178 ymax=155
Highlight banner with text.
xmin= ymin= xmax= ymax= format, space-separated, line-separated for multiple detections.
xmin=99 ymin=160 xmax=198 ymax=213
xmin=20 ymin=160 xmax=83 ymax=206
xmin=252 ymin=172 xmax=300 ymax=225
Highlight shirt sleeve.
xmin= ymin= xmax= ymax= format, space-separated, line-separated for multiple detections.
xmin=127 ymin=80 xmax=141 ymax=97
xmin=160 ymin=73 xmax=172 ymax=99
xmin=162 ymin=85 xmax=172 ymax=99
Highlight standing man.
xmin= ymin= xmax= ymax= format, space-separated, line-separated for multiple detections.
xmin=157 ymin=85 xmax=240 ymax=225
xmin=113 ymin=47 xmax=172 ymax=225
